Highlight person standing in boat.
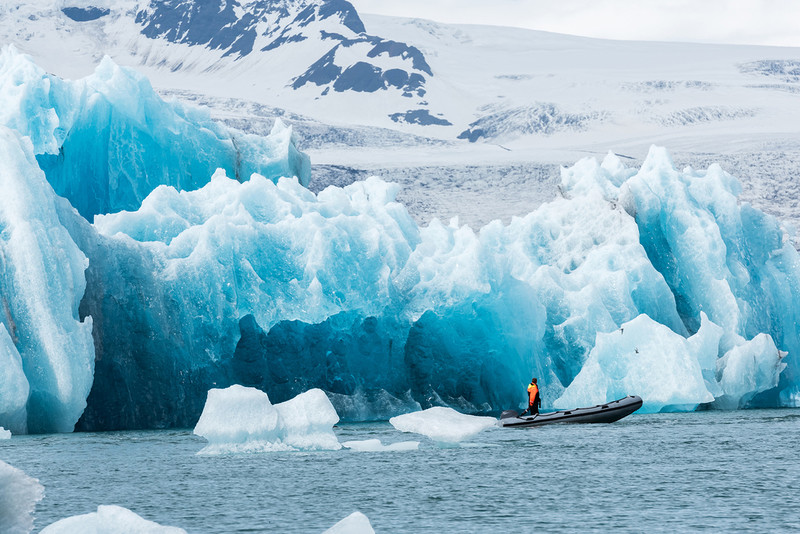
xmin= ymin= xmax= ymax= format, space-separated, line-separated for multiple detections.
xmin=521 ymin=377 xmax=541 ymax=416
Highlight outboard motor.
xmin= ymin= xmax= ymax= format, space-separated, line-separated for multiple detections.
xmin=500 ymin=410 xmax=519 ymax=419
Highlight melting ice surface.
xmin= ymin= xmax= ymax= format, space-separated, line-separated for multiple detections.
xmin=2 ymin=47 xmax=800 ymax=434
xmin=40 ymin=505 xmax=187 ymax=534
xmin=390 ymin=407 xmax=496 ymax=444
xmin=0 ymin=459 xmax=44 ymax=534
xmin=193 ymin=385 xmax=341 ymax=454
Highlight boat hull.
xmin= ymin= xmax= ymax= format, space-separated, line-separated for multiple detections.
xmin=497 ymin=395 xmax=643 ymax=428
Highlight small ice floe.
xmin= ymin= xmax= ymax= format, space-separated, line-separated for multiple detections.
xmin=41 ymin=505 xmax=186 ymax=533
xmin=389 ymin=406 xmax=496 ymax=445
xmin=193 ymin=385 xmax=341 ymax=454
xmin=0 ymin=427 xmax=10 ymax=439
xmin=323 ymin=511 xmax=375 ymax=534
xmin=341 ymin=439 xmax=420 ymax=452
xmin=0 ymin=459 xmax=44 ymax=534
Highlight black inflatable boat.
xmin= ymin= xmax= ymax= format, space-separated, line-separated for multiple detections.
xmin=497 ymin=395 xmax=643 ymax=428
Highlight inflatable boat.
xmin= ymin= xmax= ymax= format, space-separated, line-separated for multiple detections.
xmin=497 ymin=395 xmax=643 ymax=428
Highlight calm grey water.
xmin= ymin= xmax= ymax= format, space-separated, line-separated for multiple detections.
xmin=2 ymin=410 xmax=799 ymax=533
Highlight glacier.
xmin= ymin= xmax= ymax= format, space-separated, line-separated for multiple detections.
xmin=1 ymin=48 xmax=800 ymax=434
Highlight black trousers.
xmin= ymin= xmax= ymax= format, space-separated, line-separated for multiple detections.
xmin=523 ymin=404 xmax=539 ymax=416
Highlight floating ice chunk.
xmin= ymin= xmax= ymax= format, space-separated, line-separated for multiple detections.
xmin=0 ymin=460 xmax=44 ymax=534
xmin=342 ymin=439 xmax=420 ymax=452
xmin=40 ymin=505 xmax=186 ymax=534
xmin=390 ymin=407 xmax=496 ymax=444
xmin=194 ymin=385 xmax=341 ymax=454
xmin=714 ymin=334 xmax=786 ymax=409
xmin=556 ymin=314 xmax=718 ymax=413
xmin=275 ymin=388 xmax=341 ymax=451
xmin=193 ymin=385 xmax=284 ymax=454
xmin=0 ymin=427 xmax=10 ymax=439
xmin=323 ymin=511 xmax=375 ymax=534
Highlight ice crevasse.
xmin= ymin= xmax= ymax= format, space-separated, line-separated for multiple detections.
xmin=0 ymin=47 xmax=798 ymax=434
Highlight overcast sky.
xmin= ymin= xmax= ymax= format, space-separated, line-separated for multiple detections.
xmin=348 ymin=0 xmax=800 ymax=47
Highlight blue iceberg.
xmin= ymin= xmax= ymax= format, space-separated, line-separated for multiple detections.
xmin=78 ymin=149 xmax=800 ymax=427
xmin=1 ymin=47 xmax=799 ymax=433
xmin=0 ymin=47 xmax=309 ymax=433
xmin=0 ymin=45 xmax=310 ymax=221
xmin=0 ymin=127 xmax=94 ymax=434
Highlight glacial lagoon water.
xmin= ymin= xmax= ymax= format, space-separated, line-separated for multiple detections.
xmin=2 ymin=410 xmax=799 ymax=533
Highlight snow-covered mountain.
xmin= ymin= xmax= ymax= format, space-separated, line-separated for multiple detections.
xmin=4 ymin=1 xmax=798 ymax=143
xmin=2 ymin=1 xmax=440 ymax=127
xmin=3 ymin=0 xmax=800 ymax=229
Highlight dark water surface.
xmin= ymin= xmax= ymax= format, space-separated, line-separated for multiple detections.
xmin=2 ymin=410 xmax=799 ymax=533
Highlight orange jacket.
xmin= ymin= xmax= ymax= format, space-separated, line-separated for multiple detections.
xmin=528 ymin=383 xmax=540 ymax=406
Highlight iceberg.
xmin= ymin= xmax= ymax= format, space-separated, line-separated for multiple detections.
xmin=0 ymin=48 xmax=309 ymax=433
xmin=341 ymin=439 xmax=420 ymax=452
xmin=193 ymin=384 xmax=286 ymax=454
xmin=0 ymin=127 xmax=94 ymax=434
xmin=0 ymin=45 xmax=309 ymax=220
xmin=40 ymin=505 xmax=186 ymax=534
xmin=50 ymin=147 xmax=800 ymax=428
xmin=0 ymin=427 xmax=10 ymax=439
xmin=323 ymin=512 xmax=375 ymax=534
xmin=276 ymin=388 xmax=342 ymax=451
xmin=3 ymin=46 xmax=800 ymax=432
xmin=556 ymin=314 xmax=719 ymax=412
xmin=389 ymin=407 xmax=496 ymax=444
xmin=714 ymin=333 xmax=786 ymax=409
xmin=0 ymin=324 xmax=28 ymax=434
xmin=615 ymin=148 xmax=800 ymax=405
xmin=193 ymin=385 xmax=341 ymax=454
xmin=76 ymin=165 xmax=681 ymax=428
xmin=0 ymin=460 xmax=44 ymax=534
